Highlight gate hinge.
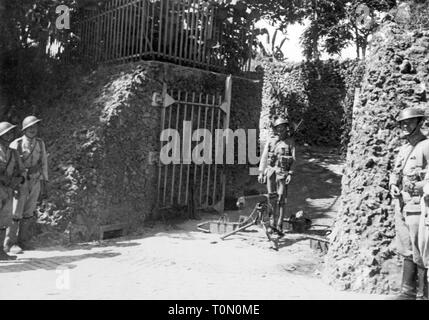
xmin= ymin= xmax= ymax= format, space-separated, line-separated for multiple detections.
xmin=151 ymin=92 xmax=176 ymax=108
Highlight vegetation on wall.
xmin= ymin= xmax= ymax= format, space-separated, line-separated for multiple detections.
xmin=258 ymin=57 xmax=365 ymax=150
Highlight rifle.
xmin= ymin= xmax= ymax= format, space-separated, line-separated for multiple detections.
xmin=291 ymin=119 xmax=304 ymax=137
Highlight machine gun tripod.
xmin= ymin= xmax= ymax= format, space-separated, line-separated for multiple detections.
xmin=197 ymin=194 xmax=329 ymax=252
xmin=224 ymin=194 xmax=281 ymax=250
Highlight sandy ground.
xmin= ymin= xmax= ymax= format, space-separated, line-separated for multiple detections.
xmin=0 ymin=219 xmax=388 ymax=300
xmin=0 ymin=146 xmax=393 ymax=299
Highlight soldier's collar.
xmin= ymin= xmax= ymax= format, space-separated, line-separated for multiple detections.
xmin=408 ymin=132 xmax=426 ymax=146
xmin=23 ymin=134 xmax=37 ymax=143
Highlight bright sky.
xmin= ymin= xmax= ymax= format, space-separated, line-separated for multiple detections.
xmin=255 ymin=19 xmax=357 ymax=62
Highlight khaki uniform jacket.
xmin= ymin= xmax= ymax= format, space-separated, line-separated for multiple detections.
xmin=0 ymin=143 xmax=18 ymax=181
xmin=259 ymin=136 xmax=296 ymax=180
xmin=0 ymin=142 xmax=19 ymax=227
xmin=390 ymin=134 xmax=429 ymax=213
xmin=10 ymin=136 xmax=48 ymax=181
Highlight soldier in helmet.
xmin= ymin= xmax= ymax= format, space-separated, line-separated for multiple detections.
xmin=4 ymin=116 xmax=48 ymax=254
xmin=0 ymin=122 xmax=23 ymax=260
xmin=258 ymin=117 xmax=296 ymax=235
xmin=390 ymin=106 xmax=429 ymax=300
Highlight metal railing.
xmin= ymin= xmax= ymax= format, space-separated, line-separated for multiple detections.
xmin=70 ymin=0 xmax=253 ymax=73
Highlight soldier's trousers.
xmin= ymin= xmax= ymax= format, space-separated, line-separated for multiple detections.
xmin=267 ymin=172 xmax=288 ymax=229
xmin=13 ymin=178 xmax=41 ymax=220
xmin=419 ymin=199 xmax=429 ymax=268
xmin=0 ymin=186 xmax=13 ymax=229
xmin=394 ymin=199 xmax=425 ymax=267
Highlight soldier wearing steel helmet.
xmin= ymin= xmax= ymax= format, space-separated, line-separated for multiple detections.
xmin=258 ymin=117 xmax=296 ymax=235
xmin=0 ymin=122 xmax=25 ymax=260
xmin=390 ymin=106 xmax=429 ymax=300
xmin=4 ymin=116 xmax=48 ymax=254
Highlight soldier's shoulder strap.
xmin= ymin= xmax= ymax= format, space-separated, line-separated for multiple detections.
xmin=17 ymin=137 xmax=39 ymax=162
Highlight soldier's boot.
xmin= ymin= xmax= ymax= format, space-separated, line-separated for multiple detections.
xmin=268 ymin=202 xmax=278 ymax=234
xmin=276 ymin=204 xmax=285 ymax=236
xmin=416 ymin=267 xmax=428 ymax=300
xmin=4 ymin=219 xmax=23 ymax=254
xmin=0 ymin=228 xmax=16 ymax=261
xmin=395 ymin=258 xmax=417 ymax=300
xmin=17 ymin=217 xmax=35 ymax=251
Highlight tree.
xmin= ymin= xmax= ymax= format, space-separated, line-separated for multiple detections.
xmin=0 ymin=0 xmax=77 ymax=114
xmin=245 ymin=0 xmax=396 ymax=60
xmin=257 ymin=29 xmax=288 ymax=61
xmin=323 ymin=0 xmax=397 ymax=59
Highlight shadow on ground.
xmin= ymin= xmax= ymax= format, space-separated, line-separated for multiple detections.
xmin=0 ymin=250 xmax=120 ymax=273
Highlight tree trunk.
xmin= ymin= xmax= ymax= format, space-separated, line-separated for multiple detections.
xmin=354 ymin=26 xmax=361 ymax=59
xmin=312 ymin=0 xmax=320 ymax=61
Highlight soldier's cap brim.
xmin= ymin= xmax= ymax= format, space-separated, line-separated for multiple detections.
xmin=398 ymin=115 xmax=426 ymax=122
xmin=0 ymin=125 xmax=17 ymax=137
xmin=22 ymin=119 xmax=42 ymax=131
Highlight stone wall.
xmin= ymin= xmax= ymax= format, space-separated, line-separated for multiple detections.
xmin=258 ymin=58 xmax=365 ymax=150
xmin=32 ymin=61 xmax=261 ymax=241
xmin=325 ymin=3 xmax=429 ymax=294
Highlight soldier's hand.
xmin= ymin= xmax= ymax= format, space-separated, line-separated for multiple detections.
xmin=285 ymin=174 xmax=292 ymax=185
xmin=390 ymin=185 xmax=400 ymax=197
xmin=258 ymin=174 xmax=266 ymax=184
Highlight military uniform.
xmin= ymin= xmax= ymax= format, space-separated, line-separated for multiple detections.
xmin=0 ymin=122 xmax=21 ymax=260
xmin=0 ymin=142 xmax=19 ymax=229
xmin=390 ymin=107 xmax=429 ymax=300
xmin=10 ymin=135 xmax=48 ymax=220
xmin=4 ymin=116 xmax=48 ymax=253
xmin=390 ymin=134 xmax=429 ymax=265
xmin=259 ymin=134 xmax=295 ymax=232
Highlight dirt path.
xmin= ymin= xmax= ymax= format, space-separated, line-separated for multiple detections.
xmin=0 ymin=146 xmax=391 ymax=299
xmin=0 ymin=221 xmax=386 ymax=300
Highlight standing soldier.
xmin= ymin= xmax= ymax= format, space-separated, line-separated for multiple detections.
xmin=258 ymin=117 xmax=296 ymax=235
xmin=0 ymin=122 xmax=23 ymax=260
xmin=4 ymin=116 xmax=48 ymax=254
xmin=390 ymin=107 xmax=429 ymax=300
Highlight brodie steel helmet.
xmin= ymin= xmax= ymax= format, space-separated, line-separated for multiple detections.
xmin=22 ymin=116 xmax=42 ymax=131
xmin=397 ymin=107 xmax=426 ymax=122
xmin=0 ymin=122 xmax=17 ymax=137
xmin=273 ymin=118 xmax=289 ymax=128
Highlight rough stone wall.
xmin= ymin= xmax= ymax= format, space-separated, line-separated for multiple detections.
xmin=39 ymin=63 xmax=163 ymax=241
xmin=225 ymin=74 xmax=263 ymax=205
xmin=258 ymin=59 xmax=364 ymax=149
xmin=32 ymin=61 xmax=260 ymax=241
xmin=325 ymin=4 xmax=429 ymax=294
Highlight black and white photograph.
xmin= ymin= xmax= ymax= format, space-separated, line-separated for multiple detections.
xmin=0 ymin=0 xmax=429 ymax=303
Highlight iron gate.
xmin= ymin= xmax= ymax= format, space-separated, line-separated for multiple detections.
xmin=157 ymin=76 xmax=231 ymax=214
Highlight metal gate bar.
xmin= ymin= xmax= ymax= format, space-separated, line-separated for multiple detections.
xmin=157 ymin=78 xmax=231 ymax=214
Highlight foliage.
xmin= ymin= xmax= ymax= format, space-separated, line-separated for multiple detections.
xmin=0 ymin=0 xmax=79 ymax=115
xmin=241 ymin=0 xmax=397 ymax=60
xmin=257 ymin=29 xmax=288 ymax=61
